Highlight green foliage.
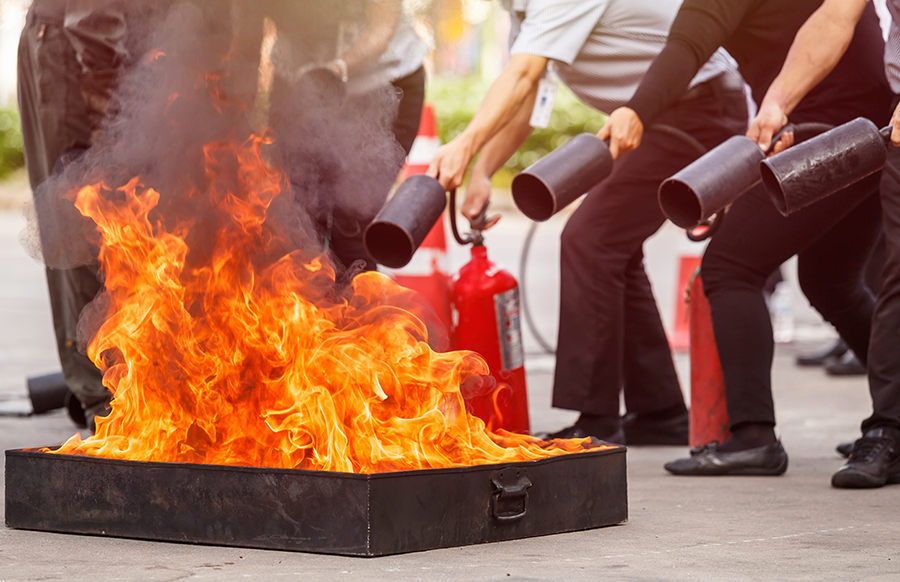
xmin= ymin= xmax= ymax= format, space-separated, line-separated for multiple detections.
xmin=0 ymin=107 xmax=25 ymax=180
xmin=425 ymin=75 xmax=607 ymax=184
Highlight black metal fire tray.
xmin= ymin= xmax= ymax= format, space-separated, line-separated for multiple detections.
xmin=5 ymin=446 xmax=627 ymax=557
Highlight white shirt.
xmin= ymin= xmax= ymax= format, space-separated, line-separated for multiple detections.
xmin=501 ymin=0 xmax=739 ymax=115
xmin=884 ymin=0 xmax=900 ymax=92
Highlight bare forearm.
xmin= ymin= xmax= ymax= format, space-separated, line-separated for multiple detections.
xmin=456 ymin=54 xmax=548 ymax=161
xmin=471 ymin=85 xmax=538 ymax=180
xmin=761 ymin=0 xmax=867 ymax=115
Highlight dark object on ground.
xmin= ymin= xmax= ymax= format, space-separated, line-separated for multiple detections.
xmin=824 ymin=350 xmax=867 ymax=376
xmin=623 ymin=409 xmax=689 ymax=446
xmin=831 ymin=428 xmax=900 ymax=488
xmin=664 ymin=441 xmax=788 ymax=476
xmin=26 ymin=372 xmax=69 ymax=415
xmin=837 ymin=442 xmax=854 ymax=458
xmin=795 ymin=339 xmax=848 ymax=366
xmin=26 ymin=372 xmax=88 ymax=427
xmin=364 ymin=174 xmax=446 ymax=269
xmin=4 ymin=446 xmax=627 ymax=556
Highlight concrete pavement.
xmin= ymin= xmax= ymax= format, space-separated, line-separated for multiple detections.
xmin=1 ymin=181 xmax=898 ymax=581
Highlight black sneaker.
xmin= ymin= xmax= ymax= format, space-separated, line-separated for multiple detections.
xmin=836 ymin=442 xmax=854 ymax=458
xmin=831 ymin=428 xmax=900 ymax=489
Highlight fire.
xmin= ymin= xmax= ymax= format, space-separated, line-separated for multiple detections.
xmin=51 ymin=133 xmax=596 ymax=473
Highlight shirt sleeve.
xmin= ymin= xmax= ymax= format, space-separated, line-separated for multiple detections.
xmin=625 ymin=0 xmax=754 ymax=125
xmin=510 ymin=0 xmax=610 ymax=65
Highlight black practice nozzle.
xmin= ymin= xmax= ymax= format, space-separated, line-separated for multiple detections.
xmin=658 ymin=135 xmax=766 ymax=229
xmin=511 ymin=133 xmax=614 ymax=221
xmin=364 ymin=174 xmax=447 ymax=269
xmin=761 ymin=118 xmax=889 ymax=216
xmin=658 ymin=123 xmax=833 ymax=229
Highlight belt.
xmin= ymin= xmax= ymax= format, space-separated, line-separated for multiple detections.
xmin=680 ymin=71 xmax=745 ymax=102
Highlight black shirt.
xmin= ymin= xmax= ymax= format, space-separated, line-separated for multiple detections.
xmin=627 ymin=0 xmax=891 ymax=127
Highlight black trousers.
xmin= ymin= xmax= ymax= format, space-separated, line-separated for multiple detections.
xmin=703 ymin=179 xmax=882 ymax=430
xmin=552 ymin=75 xmax=748 ymax=417
xmin=863 ymin=95 xmax=900 ymax=434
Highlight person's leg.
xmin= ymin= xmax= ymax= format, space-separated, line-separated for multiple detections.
xmin=831 ymin=141 xmax=900 ymax=488
xmin=619 ymin=247 xmax=689 ymax=444
xmin=864 ymin=145 xmax=900 ymax=435
xmin=18 ymin=6 xmax=108 ymax=424
xmin=46 ymin=266 xmax=108 ymax=417
xmin=620 ymin=246 xmax=683 ymax=414
xmin=698 ymin=175 xmax=880 ymax=451
xmin=797 ymin=191 xmax=882 ymax=365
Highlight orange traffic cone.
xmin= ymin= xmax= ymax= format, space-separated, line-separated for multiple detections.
xmin=688 ymin=271 xmax=731 ymax=447
xmin=670 ymin=255 xmax=701 ymax=352
xmin=389 ymin=103 xmax=452 ymax=329
xmin=401 ymin=103 xmax=442 ymax=179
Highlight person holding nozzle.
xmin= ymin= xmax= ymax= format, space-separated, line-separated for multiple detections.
xmin=237 ymin=0 xmax=427 ymax=284
xmin=601 ymin=0 xmax=891 ymax=475
xmin=748 ymin=0 xmax=900 ymax=489
xmin=427 ymin=0 xmax=749 ymax=444
xmin=324 ymin=0 xmax=428 ymax=277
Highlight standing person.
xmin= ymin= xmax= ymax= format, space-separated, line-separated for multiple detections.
xmin=251 ymin=0 xmax=428 ymax=281
xmin=748 ymin=0 xmax=900 ymax=488
xmin=428 ymin=0 xmax=749 ymax=444
xmin=602 ymin=0 xmax=891 ymax=474
xmin=323 ymin=0 xmax=428 ymax=276
xmin=17 ymin=0 xmax=130 ymax=431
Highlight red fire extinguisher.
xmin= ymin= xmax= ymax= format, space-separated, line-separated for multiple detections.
xmin=447 ymin=194 xmax=530 ymax=434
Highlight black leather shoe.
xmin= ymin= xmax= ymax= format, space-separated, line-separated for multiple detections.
xmin=795 ymin=339 xmax=848 ymax=367
xmin=831 ymin=428 xmax=900 ymax=489
xmin=664 ymin=441 xmax=788 ymax=476
xmin=836 ymin=442 xmax=854 ymax=458
xmin=622 ymin=410 xmax=689 ymax=445
xmin=541 ymin=424 xmax=625 ymax=446
xmin=824 ymin=351 xmax=866 ymax=376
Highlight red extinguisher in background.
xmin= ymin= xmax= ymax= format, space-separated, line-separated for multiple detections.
xmin=447 ymin=192 xmax=530 ymax=434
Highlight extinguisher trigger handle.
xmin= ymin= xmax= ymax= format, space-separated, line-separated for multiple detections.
xmin=470 ymin=201 xmax=500 ymax=232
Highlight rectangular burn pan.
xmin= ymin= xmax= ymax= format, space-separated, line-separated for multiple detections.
xmin=5 ymin=446 xmax=627 ymax=556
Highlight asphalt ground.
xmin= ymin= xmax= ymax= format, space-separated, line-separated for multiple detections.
xmin=1 ymin=177 xmax=898 ymax=581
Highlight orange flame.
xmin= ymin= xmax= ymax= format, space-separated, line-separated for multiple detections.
xmin=50 ymin=134 xmax=597 ymax=473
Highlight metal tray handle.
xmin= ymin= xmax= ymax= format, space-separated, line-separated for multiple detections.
xmin=490 ymin=468 xmax=533 ymax=523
